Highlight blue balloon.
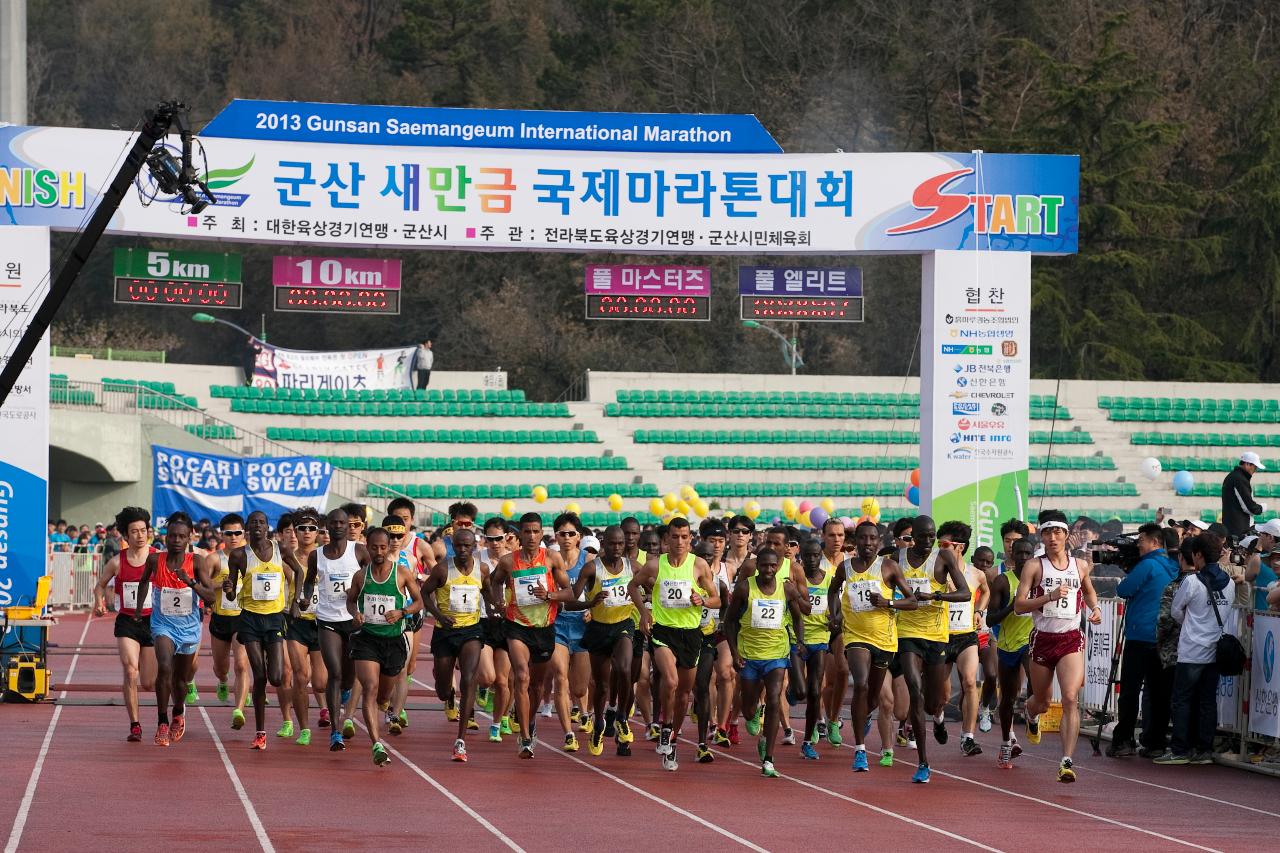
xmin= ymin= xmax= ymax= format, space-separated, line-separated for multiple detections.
xmin=907 ymin=486 xmax=921 ymax=507
xmin=1172 ymin=470 xmax=1195 ymax=496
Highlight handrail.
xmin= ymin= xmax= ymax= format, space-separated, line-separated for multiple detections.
xmin=553 ymin=369 xmax=590 ymax=403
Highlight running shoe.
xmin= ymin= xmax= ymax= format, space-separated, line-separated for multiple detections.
xmin=978 ymin=708 xmax=993 ymax=733
xmin=616 ymin=741 xmax=632 ymax=757
xmin=463 ymin=717 xmax=476 ymax=731
xmin=896 ymin=721 xmax=910 ymax=747
xmin=477 ymin=688 xmax=494 ymax=714
xmin=933 ymin=719 xmax=948 ymax=745
xmin=781 ymin=727 xmax=796 ymax=746
xmin=231 ymin=708 xmax=246 ymax=730
xmin=696 ymin=742 xmax=714 ymax=763
xmin=816 ymin=720 xmax=828 ymax=740
xmin=329 ymin=731 xmax=346 ymax=751
xmin=154 ymin=723 xmax=170 ymax=747
xmin=277 ymin=720 xmax=295 ymax=739
xmin=658 ymin=726 xmax=673 ymax=756
xmin=341 ymin=688 xmax=352 ymax=704
xmin=745 ymin=710 xmax=762 ymax=737
xmin=250 ymin=732 xmax=267 ymax=751
xmin=342 ymin=718 xmax=356 ymax=740
xmin=879 ymin=749 xmax=894 ymax=767
xmin=801 ymin=741 xmax=819 ymax=761
xmin=399 ymin=709 xmax=410 ymax=729
xmin=998 ymin=742 xmax=1014 ymax=769
xmin=1058 ymin=757 xmax=1076 ymax=782
xmin=1152 ymin=750 xmax=1190 ymax=765
xmin=711 ymin=727 xmax=730 ymax=746
xmin=500 ymin=716 xmax=513 ymax=735
xmin=511 ymin=718 xmax=522 ymax=734
xmin=318 ymin=708 xmax=331 ymax=728
xmin=570 ymin=706 xmax=583 ymax=725
xmin=1010 ymin=736 xmax=1023 ymax=759
xmin=961 ymin=736 xmax=982 ymax=757
xmin=538 ymin=701 xmax=554 ymax=718
xmin=445 ymin=694 xmax=459 ymax=722
xmin=170 ymin=714 xmax=186 ymax=743
xmin=1190 ymin=751 xmax=1214 ymax=765
xmin=579 ymin=714 xmax=594 ymax=735
xmin=453 ymin=739 xmax=468 ymax=762
xmin=589 ymin=728 xmax=605 ymax=756
xmin=851 ymin=748 xmax=869 ymax=772
xmin=128 ymin=723 xmax=143 ymax=742
xmin=489 ymin=723 xmax=503 ymax=742
xmin=912 ymin=762 xmax=930 ymax=784
xmin=662 ymin=745 xmax=678 ymax=772
xmin=603 ymin=706 xmax=617 ymax=738
xmin=646 ymin=722 xmax=661 ymax=742
xmin=1025 ymin=714 xmax=1041 ymax=745
xmin=827 ymin=720 xmax=843 ymax=746
xmin=185 ymin=682 xmax=199 ymax=704
xmin=728 ymin=723 xmax=741 ymax=745
xmin=518 ymin=737 xmax=535 ymax=759
xmin=296 ymin=729 xmax=312 ymax=746
xmin=564 ymin=732 xmax=579 ymax=752
xmin=616 ymin=719 xmax=634 ymax=744
xmin=388 ymin=713 xmax=403 ymax=736
xmin=373 ymin=742 xmax=390 ymax=766
xmin=761 ymin=759 xmax=778 ymax=778
xmin=217 ymin=681 xmax=229 ymax=703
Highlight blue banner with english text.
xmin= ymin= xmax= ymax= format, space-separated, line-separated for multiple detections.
xmin=151 ymin=446 xmax=332 ymax=527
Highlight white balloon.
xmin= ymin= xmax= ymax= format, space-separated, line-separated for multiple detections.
xmin=1140 ymin=456 xmax=1162 ymax=481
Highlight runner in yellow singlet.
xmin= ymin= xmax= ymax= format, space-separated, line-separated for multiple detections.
xmin=987 ymin=537 xmax=1036 ymax=769
xmin=205 ymin=513 xmax=250 ymax=731
xmin=284 ymin=507 xmax=326 ymax=746
xmin=817 ymin=518 xmax=850 ymax=747
xmin=795 ymin=538 xmax=834 ymax=760
xmin=937 ymin=521 xmax=991 ymax=757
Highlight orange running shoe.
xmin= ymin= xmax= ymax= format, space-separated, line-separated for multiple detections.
xmin=452 ymin=738 xmax=468 ymax=762
xmin=154 ymin=723 xmax=170 ymax=747
xmin=250 ymin=731 xmax=267 ymax=750
xmin=170 ymin=714 xmax=186 ymax=743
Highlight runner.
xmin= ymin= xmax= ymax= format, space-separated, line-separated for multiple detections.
xmin=272 ymin=513 xmax=298 ymax=741
xmin=205 ymin=514 xmax=250 ymax=732
xmin=488 ymin=512 xmax=574 ymax=758
xmin=478 ymin=516 xmax=513 ymax=742
xmin=432 ymin=500 xmax=479 ymax=563
xmin=388 ymin=497 xmax=436 ymax=731
xmin=133 ymin=512 xmax=219 ymax=746
xmin=284 ymin=507 xmax=326 ymax=745
xmin=420 ymin=525 xmax=488 ymax=761
xmin=725 ymin=548 xmax=807 ymax=777
xmin=621 ymin=516 xmax=644 ymax=563
xmin=937 ymin=521 xmax=991 ymax=757
xmin=796 ymin=537 xmax=832 ymax=759
xmin=987 ymin=537 xmax=1036 ymax=768
xmin=225 ymin=510 xmax=305 ymax=750
xmin=817 ymin=517 xmax=849 ymax=747
xmin=979 ymin=517 xmax=1028 ymax=730
xmin=694 ymin=520 xmax=735 ymax=756
xmin=628 ymin=517 xmax=721 ymax=771
xmin=302 ymin=507 xmax=369 ymax=752
xmin=347 ymin=524 xmax=424 ymax=766
xmin=1015 ymin=510 xmax=1102 ymax=782
xmin=548 ymin=513 xmax=592 ymax=753
xmin=894 ymin=515 xmax=970 ymax=783
xmin=574 ymin=525 xmax=639 ymax=756
xmin=828 ymin=519 xmax=916 ymax=772
xmin=92 ymin=505 xmax=158 ymax=742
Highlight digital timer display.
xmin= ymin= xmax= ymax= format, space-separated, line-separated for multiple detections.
xmin=274 ymin=287 xmax=401 ymax=315
xmin=586 ymin=294 xmax=710 ymax=321
xmin=113 ymin=277 xmax=243 ymax=309
xmin=740 ymin=296 xmax=864 ymax=323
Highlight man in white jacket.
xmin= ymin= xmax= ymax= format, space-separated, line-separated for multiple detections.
xmin=1155 ymin=534 xmax=1235 ymax=765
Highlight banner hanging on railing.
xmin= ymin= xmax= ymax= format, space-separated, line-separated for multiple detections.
xmin=1082 ymin=598 xmax=1122 ymax=711
xmin=251 ymin=341 xmax=417 ymax=390
xmin=151 ymin=446 xmax=332 ymax=526
xmin=1249 ymin=612 xmax=1280 ymax=738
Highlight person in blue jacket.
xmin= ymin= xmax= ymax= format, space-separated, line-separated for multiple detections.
xmin=1107 ymin=523 xmax=1179 ymax=757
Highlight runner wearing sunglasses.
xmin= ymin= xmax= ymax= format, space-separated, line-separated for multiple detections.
xmin=387 ymin=497 xmax=437 ymax=733
xmin=206 ymin=513 xmax=251 ymax=732
xmin=284 ymin=507 xmax=326 ymax=744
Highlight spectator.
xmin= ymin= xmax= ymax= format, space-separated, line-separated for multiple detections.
xmin=1246 ymin=518 xmax=1280 ymax=611
xmin=1152 ymin=536 xmax=1198 ymax=757
xmin=1221 ymin=452 xmax=1266 ymax=537
xmin=414 ymin=338 xmax=434 ymax=390
xmin=1069 ymin=515 xmax=1102 ymax=557
xmin=73 ymin=531 xmax=92 ymax=553
xmin=1156 ymin=535 xmax=1235 ymax=765
xmin=1108 ymin=523 xmax=1179 ymax=757
xmin=47 ymin=521 xmax=71 ymax=552
xmin=100 ymin=524 xmax=121 ymax=562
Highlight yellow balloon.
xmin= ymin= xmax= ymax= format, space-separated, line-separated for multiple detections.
xmin=693 ymin=499 xmax=709 ymax=518
xmin=680 ymin=485 xmax=698 ymax=501
xmin=532 ymin=485 xmax=548 ymax=504
xmin=799 ymin=510 xmax=812 ymax=528
xmin=500 ymin=500 xmax=516 ymax=518
xmin=608 ymin=493 xmax=624 ymax=511
xmin=663 ymin=492 xmax=679 ymax=511
xmin=677 ymin=500 xmax=691 ymax=517
xmin=565 ymin=502 xmax=582 ymax=515
xmin=744 ymin=500 xmax=762 ymax=520
xmin=861 ymin=496 xmax=880 ymax=517
xmin=821 ymin=497 xmax=836 ymax=515
xmin=781 ymin=498 xmax=798 ymax=520
xmin=649 ymin=498 xmax=666 ymax=517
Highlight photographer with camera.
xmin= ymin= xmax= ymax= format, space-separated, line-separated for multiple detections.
xmin=1107 ymin=524 xmax=1178 ymax=757
xmin=1245 ymin=519 xmax=1280 ymax=611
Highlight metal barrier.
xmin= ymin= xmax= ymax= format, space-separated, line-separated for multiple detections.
xmin=46 ymin=549 xmax=100 ymax=610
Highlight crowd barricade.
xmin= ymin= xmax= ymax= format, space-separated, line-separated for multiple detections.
xmin=1244 ymin=609 xmax=1280 ymax=748
xmin=46 ymin=548 xmax=102 ymax=610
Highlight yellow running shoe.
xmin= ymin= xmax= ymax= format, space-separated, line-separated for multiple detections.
xmin=1058 ymin=757 xmax=1075 ymax=783
xmin=1026 ymin=714 xmax=1041 ymax=745
xmin=563 ymin=732 xmax=579 ymax=752
xmin=445 ymin=695 xmax=459 ymax=722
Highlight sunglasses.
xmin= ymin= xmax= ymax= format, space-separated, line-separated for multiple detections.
xmin=387 ymin=531 xmax=406 ymax=539
xmin=485 ymin=535 xmax=505 ymax=542
xmin=898 ymin=535 xmax=914 ymax=543
xmin=556 ymin=530 xmax=579 ymax=537
xmin=454 ymin=519 xmax=475 ymax=528
xmin=348 ymin=520 xmax=364 ymax=528
xmin=295 ymin=524 xmax=318 ymax=532
xmin=222 ymin=530 xmax=245 ymax=538
xmin=731 ymin=528 xmax=752 ymax=535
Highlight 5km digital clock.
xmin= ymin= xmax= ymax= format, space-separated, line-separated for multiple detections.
xmin=113 ymin=277 xmax=243 ymax=309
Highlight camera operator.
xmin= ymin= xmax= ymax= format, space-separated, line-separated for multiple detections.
xmin=1107 ymin=523 xmax=1179 ymax=757
xmin=1245 ymin=519 xmax=1280 ymax=611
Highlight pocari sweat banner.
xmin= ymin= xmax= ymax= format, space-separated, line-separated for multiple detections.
xmin=152 ymin=446 xmax=332 ymax=525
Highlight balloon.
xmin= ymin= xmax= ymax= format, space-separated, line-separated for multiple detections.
xmin=871 ymin=511 xmax=881 ymax=524
xmin=500 ymin=500 xmax=516 ymax=518
xmin=1140 ymin=457 xmax=1162 ymax=481
xmin=649 ymin=498 xmax=666 ymax=517
xmin=910 ymin=468 xmax=921 ymax=488
xmin=532 ymin=485 xmax=548 ymax=504
xmin=770 ymin=517 xmax=782 ymax=526
xmin=809 ymin=507 xmax=829 ymax=529
xmin=798 ymin=500 xmax=814 ymax=514
xmin=608 ymin=493 xmax=624 ymax=511
xmin=860 ymin=497 xmax=880 ymax=518
xmin=907 ymin=486 xmax=921 ymax=507
xmin=798 ymin=510 xmax=812 ymax=528
xmin=781 ymin=498 xmax=798 ymax=520
xmin=663 ymin=492 xmax=679 ymax=511
xmin=1173 ymin=470 xmax=1195 ymax=496
xmin=839 ymin=516 xmax=856 ymax=528
xmin=680 ymin=485 xmax=698 ymax=501
xmin=677 ymin=500 xmax=692 ymax=517
xmin=820 ymin=497 xmax=836 ymax=515
xmin=693 ymin=499 xmax=710 ymax=518
xmin=744 ymin=500 xmax=762 ymax=520
xmin=565 ymin=502 xmax=582 ymax=515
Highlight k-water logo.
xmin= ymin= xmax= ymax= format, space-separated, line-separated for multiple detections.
xmin=952 ymin=402 xmax=979 ymax=415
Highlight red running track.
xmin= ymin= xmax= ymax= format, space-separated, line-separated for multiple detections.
xmin=3 ymin=613 xmax=1278 ymax=852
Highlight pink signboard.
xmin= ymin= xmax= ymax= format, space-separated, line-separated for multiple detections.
xmin=272 ymin=255 xmax=402 ymax=290
xmin=584 ymin=264 xmax=710 ymax=296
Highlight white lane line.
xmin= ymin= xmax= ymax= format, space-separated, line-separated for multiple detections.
xmin=198 ymin=707 xmax=276 ymax=853
xmin=684 ymin=737 xmax=1001 ymax=852
xmin=6 ymin=615 xmax=93 ymax=853
xmin=353 ymin=716 xmax=523 ymax=852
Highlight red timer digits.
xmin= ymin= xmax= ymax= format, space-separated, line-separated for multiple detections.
xmin=274 ymin=287 xmax=401 ymax=315
xmin=113 ymin=278 xmax=243 ymax=309
xmin=585 ymin=294 xmax=710 ymax=321
xmin=740 ymin=296 xmax=864 ymax=323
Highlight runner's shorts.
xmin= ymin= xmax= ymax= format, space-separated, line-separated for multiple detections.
xmin=945 ymin=631 xmax=979 ymax=664
xmin=209 ymin=612 xmax=240 ymax=644
xmin=286 ymin=617 xmax=320 ymax=651
xmin=430 ymin=623 xmax=484 ymax=659
xmin=237 ymin=611 xmax=286 ymax=646
xmin=318 ymin=618 xmax=360 ymax=637
xmin=740 ymin=657 xmax=788 ymax=682
xmin=504 ymin=622 xmax=556 ymax=664
xmin=650 ymin=623 xmax=703 ymax=669
xmin=482 ymin=616 xmax=507 ymax=651
xmin=350 ymin=630 xmax=410 ymax=676
xmin=581 ymin=618 xmax=636 ymax=656
xmin=1029 ymin=628 xmax=1084 ymax=669
xmin=151 ymin=609 xmax=202 ymax=656
xmin=897 ymin=636 xmax=946 ymax=666
xmin=554 ymin=612 xmax=588 ymax=654
xmin=997 ymin=644 xmax=1029 ymax=669
xmin=114 ymin=612 xmax=154 ymax=647
xmin=845 ymin=640 xmax=895 ymax=670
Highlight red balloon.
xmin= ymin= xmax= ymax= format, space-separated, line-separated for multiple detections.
xmin=910 ymin=468 xmax=921 ymax=488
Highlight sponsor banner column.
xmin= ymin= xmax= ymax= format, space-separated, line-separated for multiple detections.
xmin=921 ymin=250 xmax=1030 ymax=551
xmin=0 ymin=226 xmax=50 ymax=607
xmin=1249 ymin=612 xmax=1280 ymax=737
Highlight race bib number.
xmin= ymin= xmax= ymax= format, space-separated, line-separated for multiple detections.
xmin=602 ymin=576 xmax=631 ymax=608
xmin=218 ymin=583 xmax=239 ymax=612
xmin=325 ymin=570 xmax=353 ymax=603
xmin=449 ymin=584 xmax=479 ymax=614
xmin=121 ymin=581 xmax=151 ymax=612
xmin=750 ymin=598 xmax=783 ymax=630
xmin=948 ymin=600 xmax=974 ymax=632
xmin=1044 ymin=578 xmax=1079 ymax=619
xmin=700 ymin=606 xmax=718 ymax=629
xmin=161 ymin=587 xmax=193 ymax=617
xmin=514 ymin=575 xmax=543 ymax=608
xmin=808 ymin=586 xmax=827 ymax=614
xmin=659 ymin=578 xmax=692 ymax=608
xmin=252 ymin=571 xmax=281 ymax=601
xmin=847 ymin=580 xmax=877 ymax=613
xmin=906 ymin=576 xmax=931 ymax=598
xmin=363 ymin=593 xmax=396 ymax=625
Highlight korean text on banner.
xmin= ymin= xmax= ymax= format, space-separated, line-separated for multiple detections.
xmin=1082 ymin=598 xmax=1121 ymax=711
xmin=252 ymin=341 xmax=417 ymax=391
xmin=1249 ymin=612 xmax=1280 ymax=738
xmin=0 ymin=226 xmax=49 ymax=607
xmin=151 ymin=446 xmax=332 ymax=527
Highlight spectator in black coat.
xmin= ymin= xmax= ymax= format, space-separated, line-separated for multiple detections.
xmin=1221 ymin=452 xmax=1266 ymax=537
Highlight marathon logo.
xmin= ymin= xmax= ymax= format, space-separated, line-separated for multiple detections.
xmin=886 ymin=168 xmax=1064 ymax=237
xmin=0 ymin=167 xmax=87 ymax=209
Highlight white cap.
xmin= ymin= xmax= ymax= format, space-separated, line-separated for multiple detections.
xmin=581 ymin=535 xmax=601 ymax=553
xmin=1241 ymin=451 xmax=1266 ymax=470
xmin=1240 ymin=535 xmax=1259 ymax=550
xmin=1182 ymin=518 xmax=1209 ymax=533
xmin=1257 ymin=519 xmax=1280 ymax=538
